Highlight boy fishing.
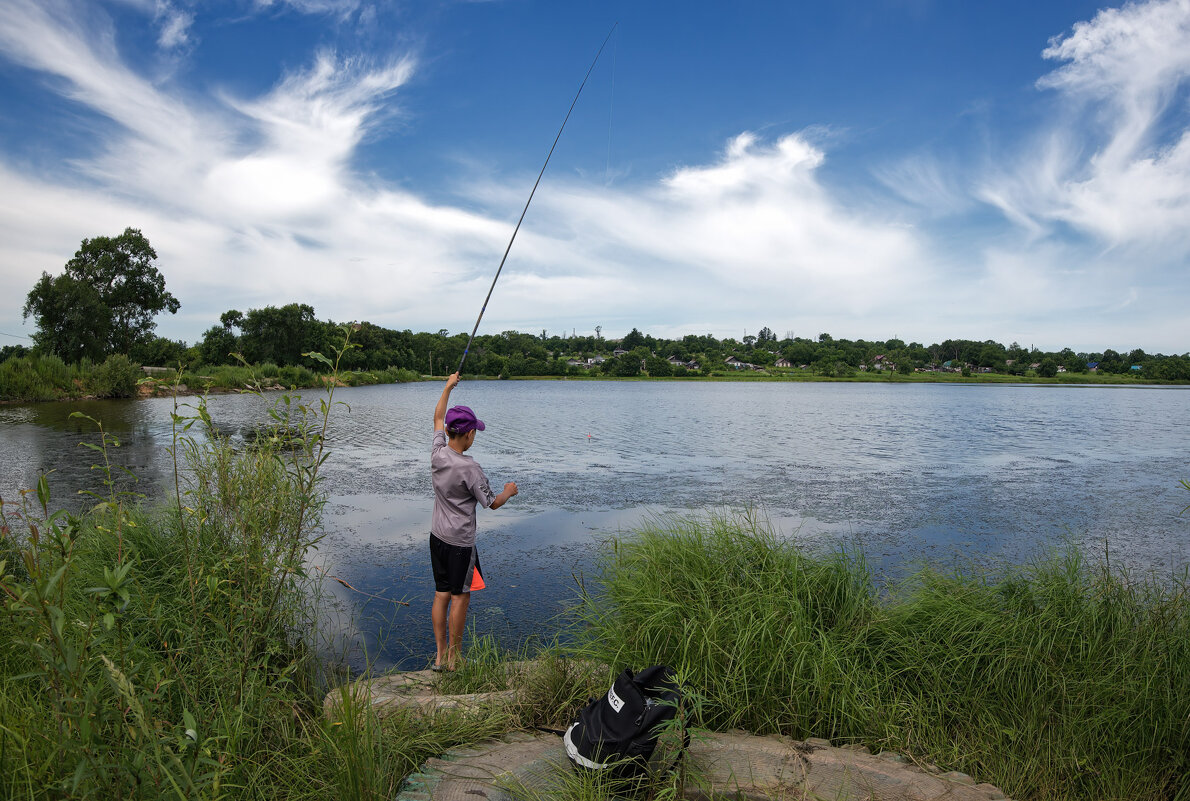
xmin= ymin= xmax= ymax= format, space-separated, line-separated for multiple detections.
xmin=430 ymin=372 xmax=518 ymax=671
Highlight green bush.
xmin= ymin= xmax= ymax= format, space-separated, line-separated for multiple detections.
xmin=0 ymin=356 xmax=58 ymax=401
xmin=279 ymin=365 xmax=317 ymax=387
xmin=572 ymin=513 xmax=1190 ymax=800
xmin=88 ymin=354 xmax=141 ymax=398
xmin=210 ymin=365 xmax=251 ymax=389
xmin=391 ymin=367 xmax=420 ymax=383
xmin=0 ymin=354 xmax=84 ymax=401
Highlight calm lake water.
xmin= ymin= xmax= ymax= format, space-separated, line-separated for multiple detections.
xmin=2 ymin=380 xmax=1188 ymax=670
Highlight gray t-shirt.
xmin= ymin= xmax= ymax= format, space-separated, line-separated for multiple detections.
xmin=431 ymin=430 xmax=496 ymax=547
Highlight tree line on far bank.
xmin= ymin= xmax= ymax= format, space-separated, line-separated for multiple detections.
xmin=5 ymin=228 xmax=1190 ymax=401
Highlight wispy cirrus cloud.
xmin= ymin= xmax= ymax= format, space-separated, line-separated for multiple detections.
xmin=0 ymin=0 xmax=494 ymax=332
xmin=253 ymin=0 xmax=364 ymax=18
xmin=155 ymin=2 xmax=195 ymax=50
xmin=982 ymin=0 xmax=1190 ymax=249
xmin=0 ymin=0 xmax=934 ymax=345
xmin=1 ymin=0 xmax=1188 ymax=353
xmin=465 ymin=132 xmax=932 ymax=338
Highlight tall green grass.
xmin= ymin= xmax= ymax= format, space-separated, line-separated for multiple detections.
xmin=0 ymin=354 xmax=87 ymax=400
xmin=0 ymin=353 xmax=423 ymax=403
xmin=0 ymin=354 xmax=145 ymax=401
xmin=569 ymin=511 xmax=1190 ymax=800
xmin=0 ymin=329 xmax=486 ymax=800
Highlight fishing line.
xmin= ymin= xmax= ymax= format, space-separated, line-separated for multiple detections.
xmin=605 ymin=31 xmax=617 ymax=184
xmin=456 ymin=22 xmax=619 ymax=375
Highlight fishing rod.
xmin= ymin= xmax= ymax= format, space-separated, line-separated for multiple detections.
xmin=456 ymin=23 xmax=618 ymax=375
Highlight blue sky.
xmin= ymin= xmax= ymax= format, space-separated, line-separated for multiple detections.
xmin=1 ymin=0 xmax=1189 ymax=353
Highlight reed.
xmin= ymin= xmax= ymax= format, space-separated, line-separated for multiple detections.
xmin=568 ymin=511 xmax=1190 ymax=800
xmin=0 ymin=328 xmax=481 ymax=800
xmin=0 ymin=354 xmax=86 ymax=400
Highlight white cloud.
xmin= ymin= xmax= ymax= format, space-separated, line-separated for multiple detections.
xmin=0 ymin=0 xmax=937 ymax=346
xmin=875 ymin=154 xmax=975 ymax=217
xmin=1 ymin=0 xmax=1188 ymax=354
xmin=155 ymin=3 xmax=194 ymax=50
xmin=456 ymin=131 xmax=933 ymax=338
xmin=254 ymin=0 xmax=362 ymax=17
xmin=982 ymin=0 xmax=1190 ymax=248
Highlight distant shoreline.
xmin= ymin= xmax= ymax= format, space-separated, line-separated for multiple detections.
xmin=468 ymin=371 xmax=1190 ymax=387
xmin=4 ymin=369 xmax=1187 ymax=405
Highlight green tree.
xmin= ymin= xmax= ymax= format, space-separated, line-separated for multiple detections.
xmin=621 ymin=327 xmax=646 ymax=350
xmin=1037 ymin=358 xmax=1058 ymax=378
xmin=199 ymin=326 xmax=239 ymax=366
xmin=23 ymin=228 xmax=179 ymax=360
xmin=25 ymin=228 xmax=179 ymax=359
xmin=604 ymin=353 xmax=641 ymax=377
xmin=1148 ymin=355 xmax=1190 ymax=381
xmin=0 ymin=344 xmax=28 ymax=362
xmin=22 ymin=272 xmax=110 ymax=361
xmin=130 ymin=335 xmax=186 ymax=366
xmin=978 ymin=342 xmax=1007 ymax=371
xmin=645 ymin=355 xmax=673 ymax=377
xmin=220 ymin=309 xmax=244 ymax=331
xmin=239 ymin=304 xmax=324 ymax=366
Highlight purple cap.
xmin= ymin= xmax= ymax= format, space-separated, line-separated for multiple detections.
xmin=445 ymin=405 xmax=485 ymax=435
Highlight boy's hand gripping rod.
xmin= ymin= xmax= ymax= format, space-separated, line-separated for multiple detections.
xmin=456 ymin=24 xmax=617 ymax=375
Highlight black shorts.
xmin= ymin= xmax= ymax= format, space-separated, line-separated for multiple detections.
xmin=429 ymin=532 xmax=484 ymax=594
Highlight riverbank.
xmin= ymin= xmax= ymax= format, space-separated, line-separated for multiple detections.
xmin=0 ymin=353 xmax=422 ymax=403
xmin=4 ymin=358 xmax=1189 ymax=799
xmin=499 ymin=370 xmax=1188 ymax=386
xmin=570 ymin=511 xmax=1190 ymax=800
xmin=5 ymin=354 xmax=1186 ymax=404
xmin=4 ymin=463 xmax=1189 ymax=800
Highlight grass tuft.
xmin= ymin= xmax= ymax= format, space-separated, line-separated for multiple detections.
xmin=568 ymin=510 xmax=1190 ymax=800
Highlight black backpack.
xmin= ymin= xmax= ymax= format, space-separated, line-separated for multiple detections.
xmin=563 ymin=665 xmax=684 ymax=784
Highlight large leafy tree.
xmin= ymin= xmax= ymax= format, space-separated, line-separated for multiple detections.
xmin=621 ymin=327 xmax=646 ymax=350
xmin=22 ymin=272 xmax=110 ymax=361
xmin=238 ymin=303 xmax=337 ymax=366
xmin=23 ymin=228 xmax=180 ymax=360
xmin=198 ymin=326 xmax=238 ymax=366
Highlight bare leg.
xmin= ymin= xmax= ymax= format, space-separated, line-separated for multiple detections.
xmin=447 ymin=592 xmax=470 ymax=669
xmin=432 ymin=591 xmax=451 ymax=667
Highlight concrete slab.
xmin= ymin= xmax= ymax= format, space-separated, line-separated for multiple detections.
xmin=326 ymin=668 xmax=1012 ymax=800
xmin=392 ymin=731 xmax=1011 ymax=801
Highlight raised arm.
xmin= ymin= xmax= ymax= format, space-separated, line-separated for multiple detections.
xmin=434 ymin=372 xmax=460 ymax=431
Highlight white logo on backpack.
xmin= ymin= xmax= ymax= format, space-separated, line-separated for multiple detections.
xmin=607 ymin=685 xmax=625 ymax=713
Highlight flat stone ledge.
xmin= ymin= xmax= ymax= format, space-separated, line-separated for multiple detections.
xmin=324 ymin=667 xmax=524 ymax=721
xmin=390 ymin=731 xmax=1013 ymax=801
xmin=326 ymin=668 xmax=1012 ymax=800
